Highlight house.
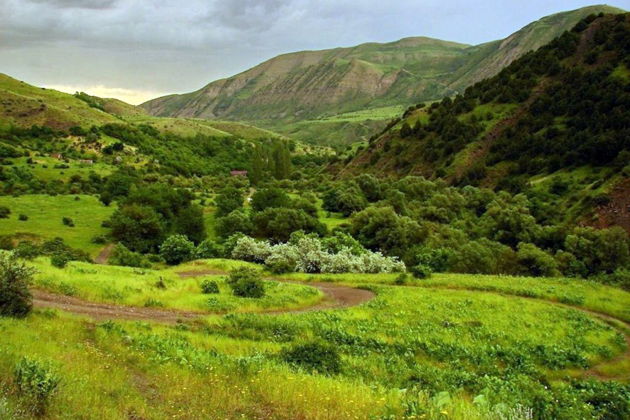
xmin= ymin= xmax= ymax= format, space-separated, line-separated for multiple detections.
xmin=50 ymin=153 xmax=63 ymax=159
xmin=230 ymin=170 xmax=248 ymax=177
xmin=79 ymin=159 xmax=94 ymax=165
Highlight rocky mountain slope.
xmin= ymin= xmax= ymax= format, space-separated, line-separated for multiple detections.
xmin=338 ymin=12 xmax=630 ymax=229
xmin=141 ymin=5 xmax=624 ymax=145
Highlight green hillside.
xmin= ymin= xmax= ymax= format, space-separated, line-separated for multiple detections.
xmin=339 ymin=12 xmax=630 ymax=230
xmin=141 ymin=5 xmax=625 ymax=146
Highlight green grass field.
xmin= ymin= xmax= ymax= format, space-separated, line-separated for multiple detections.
xmin=0 ymin=195 xmax=114 ymax=256
xmin=1 ymin=261 xmax=628 ymax=419
xmin=8 ymin=156 xmax=114 ymax=182
xmin=30 ymin=258 xmax=323 ymax=313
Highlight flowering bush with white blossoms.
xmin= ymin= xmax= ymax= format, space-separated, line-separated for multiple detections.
xmin=231 ymin=234 xmax=405 ymax=274
xmin=231 ymin=236 xmax=271 ymax=264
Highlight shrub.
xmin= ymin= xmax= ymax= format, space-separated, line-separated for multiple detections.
xmin=516 ymin=242 xmax=561 ymax=277
xmin=13 ymin=242 xmax=40 ymax=260
xmin=215 ymin=209 xmax=253 ymax=238
xmin=0 ymin=251 xmax=36 ymax=317
xmin=109 ymin=244 xmax=150 ymax=268
xmin=50 ymin=253 xmax=69 ymax=268
xmin=14 ymin=357 xmax=60 ymax=414
xmin=231 ymin=236 xmax=272 ymax=264
xmin=282 ymin=342 xmax=341 ymax=375
xmin=18 ymin=214 xmax=28 ymax=221
xmin=227 ymin=267 xmax=265 ymax=298
xmin=159 ymin=235 xmax=196 ymax=265
xmin=264 ymin=243 xmax=299 ymax=274
xmin=91 ymin=235 xmax=107 ymax=244
xmin=0 ymin=236 xmax=13 ymax=250
xmin=200 ymin=279 xmax=220 ymax=294
xmin=195 ymin=239 xmax=224 ymax=259
xmin=395 ymin=273 xmax=409 ymax=285
xmin=410 ymin=264 xmax=432 ymax=279
xmin=62 ymin=217 xmax=74 ymax=227
xmin=0 ymin=206 xmax=10 ymax=219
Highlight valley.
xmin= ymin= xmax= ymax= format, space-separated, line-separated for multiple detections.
xmin=0 ymin=5 xmax=629 ymax=420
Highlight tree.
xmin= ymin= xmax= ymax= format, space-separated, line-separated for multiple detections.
xmin=253 ymin=208 xmax=326 ymax=242
xmin=565 ymin=227 xmax=630 ymax=275
xmin=109 ymin=204 xmax=165 ymax=253
xmin=350 ymin=206 xmax=424 ymax=256
xmin=159 ymin=235 xmax=196 ymax=265
xmin=0 ymin=251 xmax=36 ymax=318
xmin=251 ymin=188 xmax=291 ymax=212
xmin=174 ymin=204 xmax=206 ymax=244
xmin=250 ymin=145 xmax=266 ymax=185
xmin=516 ymin=242 xmax=561 ymax=277
xmin=215 ymin=210 xmax=253 ymax=239
xmin=272 ymin=140 xmax=292 ymax=180
xmin=215 ymin=187 xmax=244 ymax=217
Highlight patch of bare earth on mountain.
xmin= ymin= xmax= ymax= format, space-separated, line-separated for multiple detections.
xmin=593 ymin=178 xmax=630 ymax=234
xmin=452 ymin=79 xmax=549 ymax=182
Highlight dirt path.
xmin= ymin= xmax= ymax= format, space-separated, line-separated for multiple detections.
xmin=31 ymin=274 xmax=375 ymax=323
xmin=32 ymin=290 xmax=200 ymax=324
xmin=94 ymin=244 xmax=114 ymax=265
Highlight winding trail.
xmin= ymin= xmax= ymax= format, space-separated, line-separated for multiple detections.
xmin=31 ymin=270 xmax=375 ymax=324
xmin=30 ymin=267 xmax=629 ymax=380
xmin=94 ymin=244 xmax=114 ymax=265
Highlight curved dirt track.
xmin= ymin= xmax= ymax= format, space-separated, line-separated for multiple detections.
xmin=31 ymin=273 xmax=375 ymax=323
xmin=32 ymin=290 xmax=200 ymax=324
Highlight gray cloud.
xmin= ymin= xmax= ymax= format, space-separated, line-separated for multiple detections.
xmin=28 ymin=0 xmax=119 ymax=10
xmin=1 ymin=0 xmax=628 ymax=103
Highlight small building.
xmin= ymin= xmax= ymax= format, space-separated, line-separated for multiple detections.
xmin=230 ymin=170 xmax=248 ymax=177
xmin=79 ymin=159 xmax=94 ymax=165
xmin=50 ymin=153 xmax=63 ymax=159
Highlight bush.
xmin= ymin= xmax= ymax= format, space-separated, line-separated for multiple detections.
xmin=0 ymin=206 xmax=10 ymax=219
xmin=282 ymin=342 xmax=341 ymax=375
xmin=109 ymin=244 xmax=150 ymax=268
xmin=410 ymin=264 xmax=432 ymax=279
xmin=159 ymin=235 xmax=196 ymax=265
xmin=516 ymin=242 xmax=561 ymax=277
xmin=91 ymin=235 xmax=107 ymax=244
xmin=215 ymin=210 xmax=253 ymax=239
xmin=14 ymin=357 xmax=60 ymax=414
xmin=231 ymin=236 xmax=272 ymax=264
xmin=200 ymin=279 xmax=220 ymax=294
xmin=18 ymin=214 xmax=28 ymax=221
xmin=0 ymin=251 xmax=36 ymax=317
xmin=13 ymin=242 xmax=40 ymax=260
xmin=395 ymin=273 xmax=409 ymax=285
xmin=0 ymin=235 xmax=13 ymax=250
xmin=62 ymin=217 xmax=74 ymax=227
xmin=50 ymin=253 xmax=69 ymax=268
xmin=227 ymin=267 xmax=265 ymax=298
xmin=195 ymin=239 xmax=224 ymax=259
xmin=264 ymin=243 xmax=299 ymax=274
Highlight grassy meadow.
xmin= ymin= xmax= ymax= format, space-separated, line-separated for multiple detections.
xmin=30 ymin=258 xmax=323 ymax=313
xmin=1 ymin=255 xmax=629 ymax=419
xmin=0 ymin=195 xmax=114 ymax=256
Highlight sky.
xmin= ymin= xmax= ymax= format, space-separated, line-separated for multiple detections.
xmin=1 ymin=0 xmax=628 ymax=104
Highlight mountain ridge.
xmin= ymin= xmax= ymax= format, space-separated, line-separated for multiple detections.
xmin=141 ymin=5 xmax=625 ymax=145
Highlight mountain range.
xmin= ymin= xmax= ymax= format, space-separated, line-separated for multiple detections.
xmin=338 ymin=11 xmax=630 ymax=230
xmin=140 ymin=4 xmax=625 ymax=145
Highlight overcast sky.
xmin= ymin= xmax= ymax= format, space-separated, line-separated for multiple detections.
xmin=1 ymin=0 xmax=628 ymax=104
